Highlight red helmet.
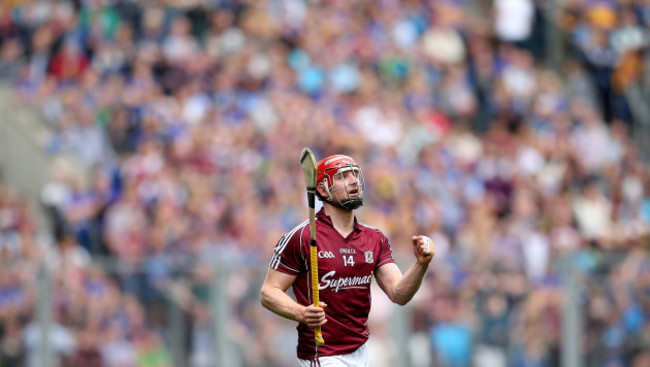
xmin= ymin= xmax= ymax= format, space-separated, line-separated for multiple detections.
xmin=316 ymin=154 xmax=365 ymax=210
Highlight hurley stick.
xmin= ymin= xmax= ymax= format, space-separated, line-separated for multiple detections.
xmin=299 ymin=147 xmax=325 ymax=346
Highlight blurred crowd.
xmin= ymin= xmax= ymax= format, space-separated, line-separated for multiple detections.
xmin=2 ymin=0 xmax=650 ymax=366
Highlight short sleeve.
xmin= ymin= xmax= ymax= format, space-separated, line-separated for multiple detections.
xmin=269 ymin=226 xmax=307 ymax=274
xmin=375 ymin=234 xmax=395 ymax=270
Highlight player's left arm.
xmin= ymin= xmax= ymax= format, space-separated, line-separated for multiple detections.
xmin=375 ymin=235 xmax=434 ymax=306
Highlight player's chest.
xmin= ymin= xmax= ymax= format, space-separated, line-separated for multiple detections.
xmin=310 ymin=235 xmax=377 ymax=275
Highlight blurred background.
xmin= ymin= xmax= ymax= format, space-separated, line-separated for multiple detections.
xmin=1 ymin=0 xmax=650 ymax=366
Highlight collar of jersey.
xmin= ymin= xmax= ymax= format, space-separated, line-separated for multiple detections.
xmin=316 ymin=208 xmax=363 ymax=233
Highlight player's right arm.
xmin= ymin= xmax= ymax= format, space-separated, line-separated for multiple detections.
xmin=260 ymin=268 xmax=327 ymax=328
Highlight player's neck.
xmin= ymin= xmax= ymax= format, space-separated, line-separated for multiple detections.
xmin=323 ymin=204 xmax=355 ymax=237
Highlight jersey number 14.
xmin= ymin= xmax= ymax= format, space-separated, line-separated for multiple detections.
xmin=343 ymin=255 xmax=355 ymax=266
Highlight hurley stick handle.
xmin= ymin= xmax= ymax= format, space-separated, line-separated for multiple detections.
xmin=310 ymin=236 xmax=324 ymax=346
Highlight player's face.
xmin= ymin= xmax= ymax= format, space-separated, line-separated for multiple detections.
xmin=330 ymin=167 xmax=362 ymax=203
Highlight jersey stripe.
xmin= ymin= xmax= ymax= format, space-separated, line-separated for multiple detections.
xmin=358 ymin=222 xmax=381 ymax=232
xmin=270 ymin=219 xmax=309 ymax=269
xmin=376 ymin=258 xmax=394 ymax=267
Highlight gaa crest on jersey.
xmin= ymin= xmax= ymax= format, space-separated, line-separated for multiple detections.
xmin=364 ymin=251 xmax=374 ymax=263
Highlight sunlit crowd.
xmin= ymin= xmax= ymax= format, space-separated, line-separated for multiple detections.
xmin=1 ymin=0 xmax=650 ymax=366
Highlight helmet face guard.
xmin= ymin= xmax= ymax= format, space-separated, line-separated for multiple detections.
xmin=316 ymin=155 xmax=365 ymax=210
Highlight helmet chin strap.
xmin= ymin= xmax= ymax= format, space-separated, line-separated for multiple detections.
xmin=339 ymin=197 xmax=364 ymax=210
xmin=316 ymin=192 xmax=364 ymax=210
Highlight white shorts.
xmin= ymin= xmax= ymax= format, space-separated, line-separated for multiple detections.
xmin=298 ymin=342 xmax=369 ymax=367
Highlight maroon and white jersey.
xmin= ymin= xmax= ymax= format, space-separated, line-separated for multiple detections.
xmin=269 ymin=209 xmax=395 ymax=360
